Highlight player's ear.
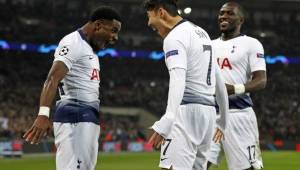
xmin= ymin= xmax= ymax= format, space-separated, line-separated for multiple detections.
xmin=158 ymin=7 xmax=165 ymax=18
xmin=240 ymin=16 xmax=244 ymax=25
xmin=93 ymin=20 xmax=103 ymax=31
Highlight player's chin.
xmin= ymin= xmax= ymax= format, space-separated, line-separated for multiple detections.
xmin=220 ymin=27 xmax=229 ymax=33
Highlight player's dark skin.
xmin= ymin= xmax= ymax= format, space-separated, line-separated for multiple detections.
xmin=206 ymin=2 xmax=266 ymax=170
xmin=23 ymin=19 xmax=121 ymax=145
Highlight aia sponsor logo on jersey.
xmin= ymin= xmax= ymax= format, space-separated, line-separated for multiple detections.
xmin=217 ymin=57 xmax=232 ymax=70
xmin=90 ymin=69 xmax=100 ymax=81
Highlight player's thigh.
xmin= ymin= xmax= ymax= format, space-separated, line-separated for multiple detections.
xmin=159 ymin=104 xmax=216 ymax=170
xmin=223 ymin=108 xmax=262 ymax=170
xmin=54 ymin=122 xmax=100 ymax=170
xmin=159 ymin=123 xmax=197 ymax=170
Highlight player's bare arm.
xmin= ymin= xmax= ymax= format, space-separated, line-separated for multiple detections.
xmin=226 ymin=70 xmax=266 ymax=95
xmin=23 ymin=61 xmax=68 ymax=144
xmin=244 ymin=70 xmax=267 ymax=92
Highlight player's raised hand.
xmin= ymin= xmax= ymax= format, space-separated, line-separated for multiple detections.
xmin=23 ymin=115 xmax=52 ymax=145
xmin=148 ymin=130 xmax=165 ymax=149
xmin=213 ymin=128 xmax=224 ymax=143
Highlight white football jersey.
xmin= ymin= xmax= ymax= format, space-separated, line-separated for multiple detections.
xmin=54 ymin=30 xmax=100 ymax=103
xmin=213 ymin=35 xmax=266 ymax=85
xmin=163 ymin=20 xmax=216 ymax=105
xmin=212 ymin=35 xmax=266 ymax=109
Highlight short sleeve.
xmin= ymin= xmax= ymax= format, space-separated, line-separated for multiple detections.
xmin=54 ymin=36 xmax=80 ymax=70
xmin=248 ymin=39 xmax=266 ymax=72
xmin=163 ymin=38 xmax=187 ymax=70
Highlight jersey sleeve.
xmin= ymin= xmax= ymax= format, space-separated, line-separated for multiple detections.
xmin=163 ymin=38 xmax=187 ymax=70
xmin=54 ymin=36 xmax=81 ymax=70
xmin=248 ymin=39 xmax=266 ymax=72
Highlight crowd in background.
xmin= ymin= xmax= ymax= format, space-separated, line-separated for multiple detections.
xmin=0 ymin=53 xmax=299 ymax=143
xmin=0 ymin=0 xmax=300 ymax=144
xmin=1 ymin=0 xmax=300 ymax=55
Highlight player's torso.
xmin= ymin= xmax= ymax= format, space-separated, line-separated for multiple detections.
xmin=62 ymin=50 xmax=100 ymax=100
xmin=165 ymin=21 xmax=216 ymax=105
xmin=213 ymin=36 xmax=251 ymax=85
xmin=58 ymin=32 xmax=100 ymax=102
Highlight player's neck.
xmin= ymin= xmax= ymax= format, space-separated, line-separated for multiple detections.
xmin=80 ymin=23 xmax=92 ymax=43
xmin=221 ymin=31 xmax=241 ymax=41
xmin=168 ymin=16 xmax=183 ymax=29
xmin=162 ymin=15 xmax=183 ymax=38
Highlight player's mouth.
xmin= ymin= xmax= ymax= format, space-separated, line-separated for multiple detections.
xmin=219 ymin=20 xmax=229 ymax=28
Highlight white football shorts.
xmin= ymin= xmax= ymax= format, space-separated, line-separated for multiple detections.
xmin=54 ymin=122 xmax=100 ymax=170
xmin=205 ymin=107 xmax=263 ymax=170
xmin=159 ymin=104 xmax=216 ymax=170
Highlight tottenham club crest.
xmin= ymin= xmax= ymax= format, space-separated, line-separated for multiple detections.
xmin=59 ymin=46 xmax=69 ymax=56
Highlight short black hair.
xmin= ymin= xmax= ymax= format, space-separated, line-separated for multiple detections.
xmin=224 ymin=1 xmax=246 ymax=18
xmin=90 ymin=6 xmax=122 ymax=22
xmin=143 ymin=0 xmax=179 ymax=17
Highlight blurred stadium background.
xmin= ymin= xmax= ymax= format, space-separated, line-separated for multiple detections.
xmin=0 ymin=0 xmax=300 ymax=169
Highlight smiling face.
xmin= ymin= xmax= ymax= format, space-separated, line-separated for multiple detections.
xmin=146 ymin=9 xmax=169 ymax=38
xmin=90 ymin=19 xmax=121 ymax=51
xmin=218 ymin=3 xmax=244 ymax=34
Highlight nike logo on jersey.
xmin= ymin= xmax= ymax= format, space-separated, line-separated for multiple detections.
xmin=160 ymin=158 xmax=168 ymax=161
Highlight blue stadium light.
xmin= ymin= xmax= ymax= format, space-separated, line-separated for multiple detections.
xmin=149 ymin=51 xmax=164 ymax=60
xmin=0 ymin=40 xmax=9 ymax=49
xmin=97 ymin=48 xmax=118 ymax=57
xmin=38 ymin=44 xmax=58 ymax=53
xmin=265 ymin=55 xmax=289 ymax=64
xmin=0 ymin=39 xmax=299 ymax=64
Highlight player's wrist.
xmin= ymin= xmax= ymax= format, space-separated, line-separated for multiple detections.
xmin=38 ymin=106 xmax=50 ymax=118
xmin=233 ymin=84 xmax=245 ymax=94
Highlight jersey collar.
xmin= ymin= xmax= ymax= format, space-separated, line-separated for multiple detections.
xmin=77 ymin=29 xmax=88 ymax=42
xmin=171 ymin=19 xmax=188 ymax=31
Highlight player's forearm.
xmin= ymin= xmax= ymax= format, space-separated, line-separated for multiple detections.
xmin=227 ymin=71 xmax=267 ymax=95
xmin=245 ymin=75 xmax=267 ymax=93
xmin=39 ymin=76 xmax=59 ymax=107
xmin=165 ymin=68 xmax=186 ymax=119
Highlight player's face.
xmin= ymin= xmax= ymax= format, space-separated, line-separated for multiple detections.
xmin=92 ymin=19 xmax=121 ymax=51
xmin=146 ymin=9 xmax=168 ymax=38
xmin=218 ymin=4 xmax=243 ymax=33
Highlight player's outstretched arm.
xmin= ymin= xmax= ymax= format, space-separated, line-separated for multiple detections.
xmin=214 ymin=66 xmax=229 ymax=143
xmin=23 ymin=61 xmax=68 ymax=144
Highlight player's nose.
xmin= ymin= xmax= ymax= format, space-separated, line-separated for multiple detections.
xmin=110 ymin=34 xmax=118 ymax=44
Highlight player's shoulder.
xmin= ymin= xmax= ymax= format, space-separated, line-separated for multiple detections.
xmin=58 ymin=31 xmax=82 ymax=47
xmin=239 ymin=35 xmax=262 ymax=46
xmin=164 ymin=20 xmax=209 ymax=45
